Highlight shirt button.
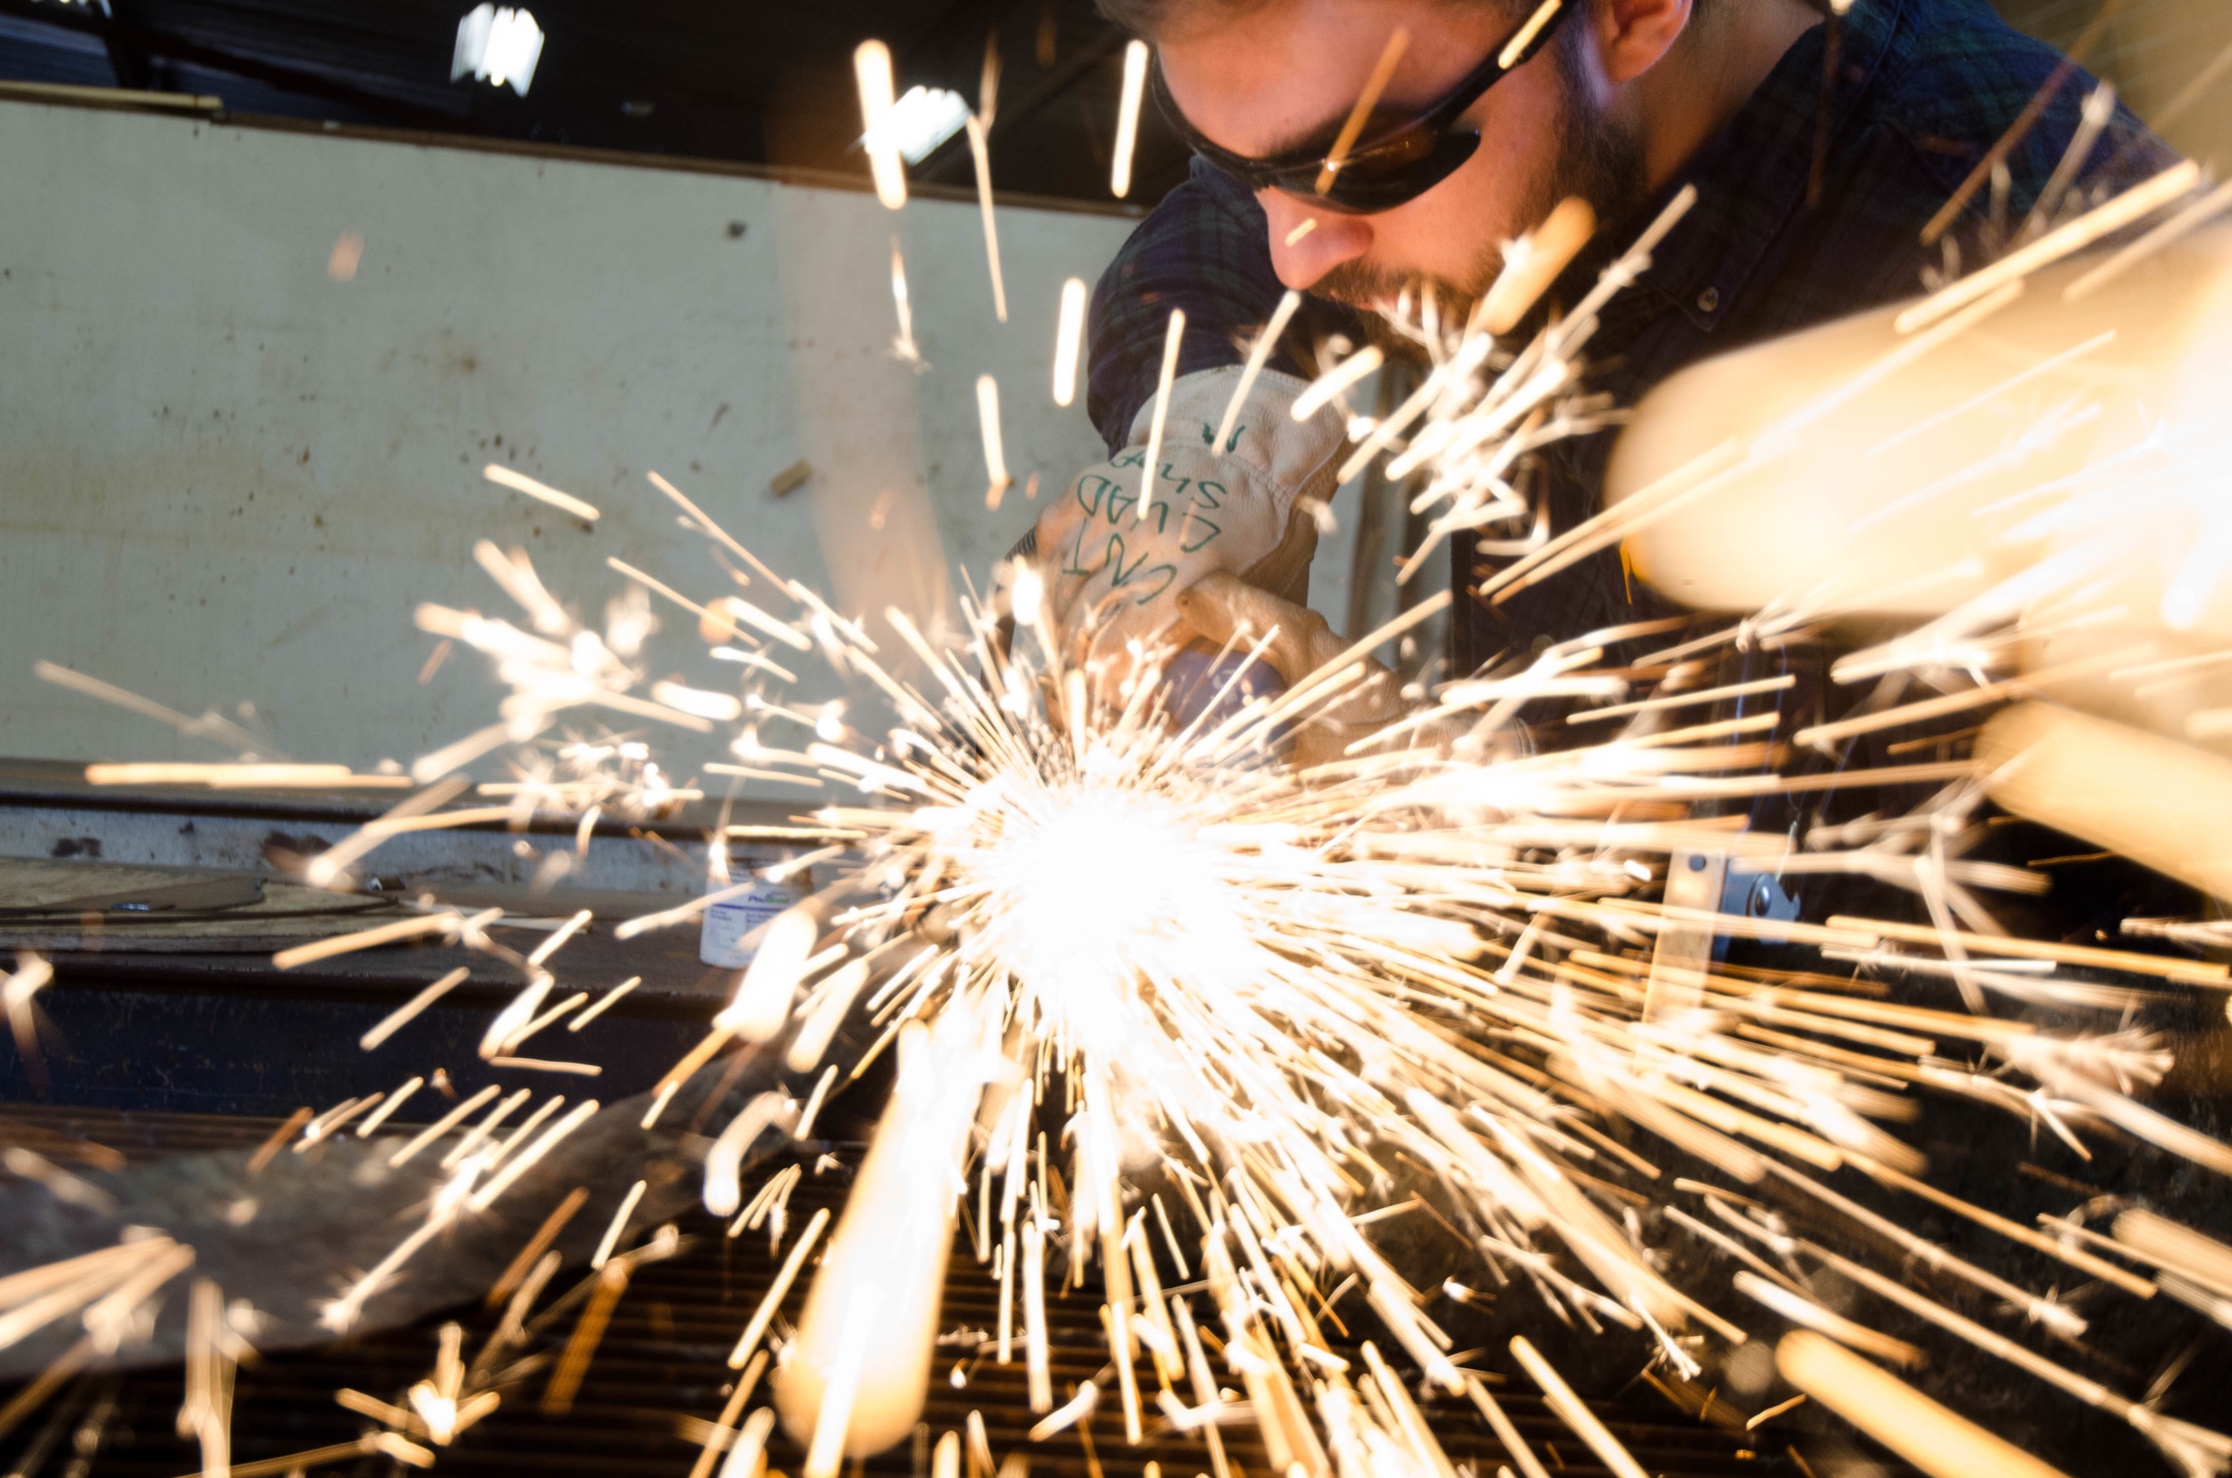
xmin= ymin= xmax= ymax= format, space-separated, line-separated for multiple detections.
xmin=1696 ymin=285 xmax=1721 ymax=313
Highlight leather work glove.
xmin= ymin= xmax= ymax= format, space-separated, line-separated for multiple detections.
xmin=1173 ymin=572 xmax=1409 ymax=771
xmin=1028 ymin=366 xmax=1346 ymax=691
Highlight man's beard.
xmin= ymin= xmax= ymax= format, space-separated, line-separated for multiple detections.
xmin=1312 ymin=33 xmax=1648 ymax=351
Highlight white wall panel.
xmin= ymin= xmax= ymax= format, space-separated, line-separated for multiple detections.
xmin=0 ymin=100 xmax=1155 ymax=771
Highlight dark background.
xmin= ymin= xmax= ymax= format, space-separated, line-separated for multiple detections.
xmin=1 ymin=0 xmax=2222 ymax=215
xmin=0 ymin=0 xmax=1193 ymax=207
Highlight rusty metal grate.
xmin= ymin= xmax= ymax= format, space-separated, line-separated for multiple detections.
xmin=0 ymin=1106 xmax=1782 ymax=1478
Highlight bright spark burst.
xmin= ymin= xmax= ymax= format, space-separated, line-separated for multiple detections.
xmin=369 ymin=412 xmax=2230 ymax=1473
xmin=16 ymin=121 xmax=2232 ymax=1478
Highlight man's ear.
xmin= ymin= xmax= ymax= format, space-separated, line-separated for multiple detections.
xmin=1595 ymin=0 xmax=1693 ymax=85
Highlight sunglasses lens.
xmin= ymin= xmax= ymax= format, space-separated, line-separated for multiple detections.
xmin=1286 ymin=128 xmax=1479 ymax=213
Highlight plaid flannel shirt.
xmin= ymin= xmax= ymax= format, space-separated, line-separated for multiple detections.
xmin=1079 ymin=0 xmax=2181 ymax=669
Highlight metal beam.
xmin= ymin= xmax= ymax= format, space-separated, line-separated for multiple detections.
xmin=915 ymin=18 xmax=1125 ymax=182
xmin=0 ymin=0 xmax=462 ymax=127
xmin=98 ymin=0 xmax=155 ymax=91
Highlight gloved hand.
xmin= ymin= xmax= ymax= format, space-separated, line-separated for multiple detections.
xmin=1173 ymin=573 xmax=1409 ymax=770
xmin=1029 ymin=366 xmax=1346 ymax=691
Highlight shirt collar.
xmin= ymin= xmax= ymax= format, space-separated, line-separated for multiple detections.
xmin=1629 ymin=0 xmax=1908 ymax=332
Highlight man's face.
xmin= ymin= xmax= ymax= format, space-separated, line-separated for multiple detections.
xmin=1157 ymin=0 xmax=1645 ymax=317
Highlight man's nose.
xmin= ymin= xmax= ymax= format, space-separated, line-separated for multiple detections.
xmin=1259 ymin=191 xmax=1371 ymax=290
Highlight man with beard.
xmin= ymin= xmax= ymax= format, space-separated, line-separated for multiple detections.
xmin=1023 ymin=0 xmax=2178 ymax=683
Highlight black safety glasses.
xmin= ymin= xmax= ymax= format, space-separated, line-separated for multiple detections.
xmin=1152 ymin=0 xmax=1571 ymax=214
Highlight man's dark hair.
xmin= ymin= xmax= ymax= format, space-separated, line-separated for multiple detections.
xmin=1099 ymin=0 xmax=1717 ymax=43
xmin=1092 ymin=0 xmax=1240 ymax=38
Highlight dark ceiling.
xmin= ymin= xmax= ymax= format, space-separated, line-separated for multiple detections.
xmin=8 ymin=1 xmax=2204 ymax=213
xmin=0 ymin=0 xmax=1191 ymax=207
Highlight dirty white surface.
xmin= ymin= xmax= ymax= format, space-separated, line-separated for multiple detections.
xmin=0 ymin=99 xmax=1371 ymax=778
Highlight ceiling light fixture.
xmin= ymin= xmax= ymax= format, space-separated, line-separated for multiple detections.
xmin=452 ymin=5 xmax=544 ymax=97
xmin=877 ymin=85 xmax=972 ymax=166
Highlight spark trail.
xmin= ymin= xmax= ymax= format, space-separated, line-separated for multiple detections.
xmin=15 ymin=121 xmax=2232 ymax=1478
